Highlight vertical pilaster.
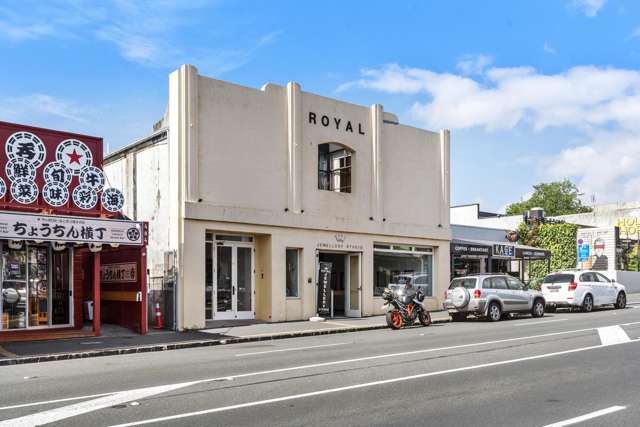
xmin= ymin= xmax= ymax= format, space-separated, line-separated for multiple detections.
xmin=287 ymin=82 xmax=303 ymax=213
xmin=168 ymin=64 xmax=199 ymax=330
xmin=439 ymin=129 xmax=451 ymax=227
xmin=92 ymin=251 xmax=101 ymax=336
xmin=370 ymin=104 xmax=384 ymax=221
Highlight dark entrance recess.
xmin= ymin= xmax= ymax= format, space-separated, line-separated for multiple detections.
xmin=318 ymin=252 xmax=346 ymax=317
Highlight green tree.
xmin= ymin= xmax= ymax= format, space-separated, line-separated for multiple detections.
xmin=506 ymin=180 xmax=592 ymax=217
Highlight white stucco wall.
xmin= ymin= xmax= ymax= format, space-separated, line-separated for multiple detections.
xmin=118 ymin=64 xmax=451 ymax=329
xmin=104 ymin=140 xmax=171 ymax=278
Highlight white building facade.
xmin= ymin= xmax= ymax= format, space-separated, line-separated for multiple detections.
xmin=105 ymin=65 xmax=451 ymax=329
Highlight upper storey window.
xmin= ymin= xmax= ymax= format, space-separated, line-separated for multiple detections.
xmin=318 ymin=143 xmax=352 ymax=193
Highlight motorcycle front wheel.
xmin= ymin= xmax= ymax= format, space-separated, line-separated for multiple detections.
xmin=386 ymin=310 xmax=403 ymax=329
xmin=419 ymin=310 xmax=431 ymax=327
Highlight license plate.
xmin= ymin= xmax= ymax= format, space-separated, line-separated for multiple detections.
xmin=550 ymin=289 xmax=559 ymax=292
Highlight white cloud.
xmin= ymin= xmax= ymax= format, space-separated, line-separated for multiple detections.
xmin=456 ymin=54 xmax=493 ymax=75
xmin=339 ymin=63 xmax=640 ymax=132
xmin=0 ymin=21 xmax=54 ymax=41
xmin=340 ymin=62 xmax=640 ymax=204
xmin=0 ymin=94 xmax=89 ymax=123
xmin=544 ymin=133 xmax=640 ymax=204
xmin=0 ymin=1 xmax=280 ymax=74
xmin=543 ymin=42 xmax=558 ymax=55
xmin=570 ymin=0 xmax=607 ymax=17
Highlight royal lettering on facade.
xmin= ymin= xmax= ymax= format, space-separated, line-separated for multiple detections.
xmin=308 ymin=111 xmax=366 ymax=135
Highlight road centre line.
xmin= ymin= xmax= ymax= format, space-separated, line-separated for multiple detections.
xmin=513 ymin=319 xmax=568 ymax=326
xmin=543 ymin=405 xmax=627 ymax=427
xmin=236 ymin=342 xmax=348 ymax=357
xmin=0 ymin=324 xmax=617 ymax=415
xmin=109 ymin=339 xmax=640 ymax=426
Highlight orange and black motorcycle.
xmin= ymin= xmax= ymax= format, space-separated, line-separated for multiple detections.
xmin=382 ymin=285 xmax=431 ymax=329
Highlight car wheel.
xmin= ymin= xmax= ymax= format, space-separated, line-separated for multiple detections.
xmin=615 ymin=292 xmax=626 ymax=309
xmin=582 ymin=294 xmax=594 ymax=313
xmin=531 ymin=299 xmax=545 ymax=318
xmin=487 ymin=302 xmax=502 ymax=322
xmin=451 ymin=312 xmax=467 ymax=322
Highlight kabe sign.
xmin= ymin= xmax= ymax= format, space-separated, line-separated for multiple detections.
xmin=0 ymin=211 xmax=144 ymax=245
xmin=493 ymin=244 xmax=515 ymax=257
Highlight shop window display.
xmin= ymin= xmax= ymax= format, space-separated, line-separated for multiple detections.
xmin=374 ymin=248 xmax=433 ymax=297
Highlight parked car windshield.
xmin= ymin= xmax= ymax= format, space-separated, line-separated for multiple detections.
xmin=449 ymin=278 xmax=476 ymax=290
xmin=543 ymin=274 xmax=574 ymax=283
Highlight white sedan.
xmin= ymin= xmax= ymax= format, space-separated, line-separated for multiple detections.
xmin=541 ymin=270 xmax=627 ymax=312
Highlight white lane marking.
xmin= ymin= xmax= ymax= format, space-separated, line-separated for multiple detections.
xmin=4 ymin=322 xmax=630 ymax=423
xmin=543 ymin=405 xmax=627 ymax=427
xmin=513 ymin=319 xmax=568 ymax=327
xmin=598 ymin=325 xmax=631 ymax=346
xmin=0 ymin=393 xmax=113 ymax=411
xmin=0 ymin=382 xmax=200 ymax=427
xmin=0 ymin=325 xmax=605 ymax=416
xmin=236 ymin=342 xmax=348 ymax=357
xmin=110 ymin=340 xmax=640 ymax=426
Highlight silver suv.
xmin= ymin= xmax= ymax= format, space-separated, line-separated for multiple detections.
xmin=443 ymin=274 xmax=546 ymax=322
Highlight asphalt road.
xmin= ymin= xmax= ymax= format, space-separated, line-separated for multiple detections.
xmin=1 ymin=306 xmax=639 ymax=427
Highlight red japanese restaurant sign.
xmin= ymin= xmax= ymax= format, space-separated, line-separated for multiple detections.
xmin=0 ymin=121 xmax=124 ymax=216
xmin=0 ymin=210 xmax=144 ymax=245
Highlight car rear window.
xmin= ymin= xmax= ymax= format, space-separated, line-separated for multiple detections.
xmin=543 ymin=274 xmax=574 ymax=283
xmin=449 ymin=278 xmax=477 ymax=289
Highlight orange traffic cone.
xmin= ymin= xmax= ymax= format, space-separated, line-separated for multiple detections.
xmin=154 ymin=302 xmax=164 ymax=329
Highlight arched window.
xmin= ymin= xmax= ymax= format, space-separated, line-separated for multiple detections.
xmin=318 ymin=143 xmax=353 ymax=193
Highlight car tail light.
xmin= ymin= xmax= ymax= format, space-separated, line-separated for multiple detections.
xmin=444 ymin=290 xmax=448 ymax=299
xmin=473 ymin=289 xmax=481 ymax=299
xmin=568 ymin=281 xmax=578 ymax=291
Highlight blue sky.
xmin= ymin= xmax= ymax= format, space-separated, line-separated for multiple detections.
xmin=1 ymin=0 xmax=640 ymax=212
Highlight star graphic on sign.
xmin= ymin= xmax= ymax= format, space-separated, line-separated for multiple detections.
xmin=66 ymin=149 xmax=83 ymax=164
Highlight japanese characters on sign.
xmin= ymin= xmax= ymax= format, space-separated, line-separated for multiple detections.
xmin=43 ymin=161 xmax=72 ymax=187
xmin=0 ymin=210 xmax=145 ymax=245
xmin=101 ymin=188 xmax=124 ymax=212
xmin=42 ymin=182 xmax=69 ymax=207
xmin=79 ymin=166 xmax=105 ymax=192
xmin=100 ymin=262 xmax=137 ymax=283
xmin=72 ymin=184 xmax=98 ymax=210
xmin=10 ymin=178 xmax=38 ymax=204
xmin=1 ymin=126 xmax=126 ymax=213
xmin=5 ymin=131 xmax=47 ymax=168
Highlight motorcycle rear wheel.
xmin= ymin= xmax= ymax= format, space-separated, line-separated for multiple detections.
xmin=386 ymin=310 xmax=403 ymax=329
xmin=419 ymin=310 xmax=431 ymax=326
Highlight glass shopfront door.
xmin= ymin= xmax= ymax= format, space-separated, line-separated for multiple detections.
xmin=0 ymin=242 xmax=72 ymax=331
xmin=205 ymin=234 xmax=255 ymax=320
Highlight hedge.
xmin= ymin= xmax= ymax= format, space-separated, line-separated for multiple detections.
xmin=517 ymin=222 xmax=579 ymax=288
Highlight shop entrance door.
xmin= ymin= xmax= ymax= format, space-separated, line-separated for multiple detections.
xmin=212 ymin=239 xmax=255 ymax=320
xmin=346 ymin=253 xmax=361 ymax=317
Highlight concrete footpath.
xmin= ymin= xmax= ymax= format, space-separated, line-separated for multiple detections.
xmin=0 ymin=312 xmax=451 ymax=366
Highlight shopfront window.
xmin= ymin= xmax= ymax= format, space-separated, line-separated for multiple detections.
xmin=374 ymin=246 xmax=433 ymax=297
xmin=286 ymin=249 xmax=300 ymax=298
xmin=1 ymin=242 xmax=72 ymax=330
